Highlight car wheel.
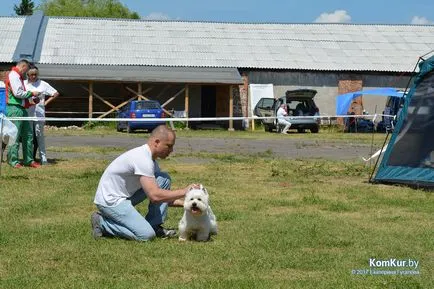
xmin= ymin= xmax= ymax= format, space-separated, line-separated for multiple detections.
xmin=264 ymin=124 xmax=273 ymax=132
xmin=127 ymin=123 xmax=133 ymax=133
xmin=116 ymin=122 xmax=122 ymax=132
xmin=310 ymin=127 xmax=319 ymax=133
xmin=297 ymin=128 xmax=305 ymax=133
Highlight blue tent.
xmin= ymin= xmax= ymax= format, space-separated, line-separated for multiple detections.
xmin=336 ymin=87 xmax=404 ymax=115
xmin=373 ymin=55 xmax=434 ymax=189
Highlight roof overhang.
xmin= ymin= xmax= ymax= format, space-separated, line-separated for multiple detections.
xmin=35 ymin=64 xmax=243 ymax=84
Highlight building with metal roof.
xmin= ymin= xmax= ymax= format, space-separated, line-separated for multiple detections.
xmin=1 ymin=12 xmax=433 ymax=129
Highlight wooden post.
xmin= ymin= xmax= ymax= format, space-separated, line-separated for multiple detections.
xmin=138 ymin=83 xmax=142 ymax=100
xmin=228 ymin=85 xmax=234 ymax=131
xmin=162 ymin=88 xmax=185 ymax=108
xmin=185 ymin=84 xmax=189 ymax=129
xmin=88 ymin=81 xmax=93 ymax=119
xmin=81 ymin=85 xmax=116 ymax=110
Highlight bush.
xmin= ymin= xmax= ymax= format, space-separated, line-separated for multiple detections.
xmin=167 ymin=121 xmax=187 ymax=130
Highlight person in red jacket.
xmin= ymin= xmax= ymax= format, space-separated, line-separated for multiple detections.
xmin=5 ymin=59 xmax=41 ymax=168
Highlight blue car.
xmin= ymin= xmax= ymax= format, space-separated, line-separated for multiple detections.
xmin=116 ymin=100 xmax=166 ymax=133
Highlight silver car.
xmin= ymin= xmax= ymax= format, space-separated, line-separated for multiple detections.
xmin=254 ymin=89 xmax=320 ymax=133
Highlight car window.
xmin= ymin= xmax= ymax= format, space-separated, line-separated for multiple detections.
xmin=136 ymin=101 xmax=161 ymax=110
xmin=278 ymin=99 xmax=317 ymax=116
xmin=256 ymin=98 xmax=274 ymax=109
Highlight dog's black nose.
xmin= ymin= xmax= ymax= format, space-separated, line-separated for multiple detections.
xmin=192 ymin=202 xmax=197 ymax=207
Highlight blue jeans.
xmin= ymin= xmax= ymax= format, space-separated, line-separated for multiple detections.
xmin=96 ymin=172 xmax=171 ymax=241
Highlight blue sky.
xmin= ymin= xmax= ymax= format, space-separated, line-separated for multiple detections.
xmin=2 ymin=0 xmax=433 ymax=25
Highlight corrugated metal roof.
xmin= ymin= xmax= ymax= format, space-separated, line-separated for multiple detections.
xmin=0 ymin=17 xmax=26 ymax=62
xmin=37 ymin=18 xmax=434 ymax=72
xmin=2 ymin=16 xmax=434 ymax=72
xmin=36 ymin=64 xmax=243 ymax=84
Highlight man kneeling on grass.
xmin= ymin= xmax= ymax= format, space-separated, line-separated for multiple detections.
xmin=91 ymin=125 xmax=199 ymax=241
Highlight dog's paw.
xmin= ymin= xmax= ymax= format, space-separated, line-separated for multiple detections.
xmin=178 ymin=237 xmax=187 ymax=242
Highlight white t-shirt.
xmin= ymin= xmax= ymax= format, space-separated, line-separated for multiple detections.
xmin=94 ymin=144 xmax=160 ymax=207
xmin=277 ymin=107 xmax=288 ymax=120
xmin=24 ymin=79 xmax=58 ymax=118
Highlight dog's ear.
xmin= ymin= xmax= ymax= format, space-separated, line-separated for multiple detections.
xmin=202 ymin=186 xmax=208 ymax=195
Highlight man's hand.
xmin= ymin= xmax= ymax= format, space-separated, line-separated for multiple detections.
xmin=185 ymin=183 xmax=200 ymax=192
xmin=169 ymin=184 xmax=199 ymax=206
xmin=29 ymin=96 xmax=40 ymax=105
xmin=32 ymin=96 xmax=40 ymax=104
xmin=169 ymin=198 xmax=184 ymax=207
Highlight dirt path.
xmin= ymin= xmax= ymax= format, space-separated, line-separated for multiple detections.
xmin=46 ymin=135 xmax=376 ymax=162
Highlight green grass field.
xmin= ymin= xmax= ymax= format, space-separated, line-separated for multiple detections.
xmin=46 ymin=123 xmax=388 ymax=144
xmin=0 ymin=130 xmax=432 ymax=288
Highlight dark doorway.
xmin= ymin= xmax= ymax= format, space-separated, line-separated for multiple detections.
xmin=201 ymin=85 xmax=216 ymax=118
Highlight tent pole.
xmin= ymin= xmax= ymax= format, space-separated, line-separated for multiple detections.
xmin=369 ymin=130 xmax=390 ymax=183
xmin=368 ymin=105 xmax=378 ymax=167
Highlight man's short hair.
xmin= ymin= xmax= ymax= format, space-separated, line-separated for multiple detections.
xmin=150 ymin=125 xmax=175 ymax=140
xmin=27 ymin=67 xmax=39 ymax=75
xmin=16 ymin=59 xmax=31 ymax=66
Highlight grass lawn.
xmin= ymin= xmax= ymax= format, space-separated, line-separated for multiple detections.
xmin=0 ymin=131 xmax=432 ymax=288
xmin=46 ymin=123 xmax=388 ymax=145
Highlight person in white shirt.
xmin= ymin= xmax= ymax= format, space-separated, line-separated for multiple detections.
xmin=25 ymin=66 xmax=59 ymax=165
xmin=92 ymin=125 xmax=199 ymax=241
xmin=276 ymin=103 xmax=291 ymax=134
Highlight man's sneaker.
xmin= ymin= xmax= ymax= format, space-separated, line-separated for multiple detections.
xmin=91 ymin=212 xmax=103 ymax=239
xmin=154 ymin=225 xmax=177 ymax=239
xmin=13 ymin=163 xmax=24 ymax=168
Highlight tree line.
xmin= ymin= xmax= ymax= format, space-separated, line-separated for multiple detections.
xmin=14 ymin=0 xmax=140 ymax=19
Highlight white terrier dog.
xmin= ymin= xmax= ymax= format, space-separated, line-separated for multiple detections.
xmin=178 ymin=185 xmax=217 ymax=241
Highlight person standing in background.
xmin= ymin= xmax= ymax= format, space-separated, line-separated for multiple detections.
xmin=25 ymin=66 xmax=59 ymax=165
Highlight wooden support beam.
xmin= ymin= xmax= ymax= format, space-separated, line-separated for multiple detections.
xmin=138 ymin=83 xmax=143 ymax=100
xmin=155 ymin=85 xmax=171 ymax=99
xmin=88 ymin=81 xmax=93 ymax=119
xmin=125 ymin=86 xmax=153 ymax=101
xmin=185 ymin=84 xmax=189 ymax=128
xmin=81 ymin=85 xmax=116 ymax=110
xmin=125 ymin=86 xmax=173 ymax=117
xmin=166 ymin=86 xmax=188 ymax=131
xmin=98 ymin=95 xmax=139 ymax=119
xmin=161 ymin=87 xmax=185 ymax=108
xmin=229 ymin=85 xmax=234 ymax=131
xmin=184 ymin=85 xmax=189 ymax=117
